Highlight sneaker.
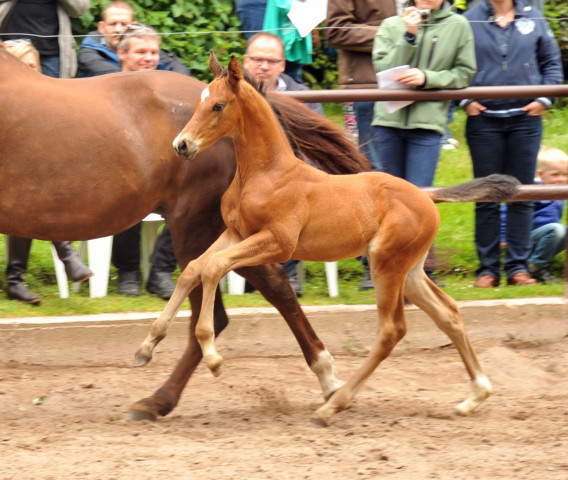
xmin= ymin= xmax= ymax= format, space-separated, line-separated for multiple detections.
xmin=446 ymin=137 xmax=459 ymax=146
xmin=288 ymin=274 xmax=303 ymax=297
xmin=442 ymin=142 xmax=456 ymax=151
xmin=529 ymin=264 xmax=558 ymax=284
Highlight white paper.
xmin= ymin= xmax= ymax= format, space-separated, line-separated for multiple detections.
xmin=287 ymin=0 xmax=327 ymax=38
xmin=376 ymin=65 xmax=414 ymax=113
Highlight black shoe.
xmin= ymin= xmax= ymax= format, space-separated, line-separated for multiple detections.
xmin=288 ymin=274 xmax=303 ymax=297
xmin=65 ymin=260 xmax=93 ymax=283
xmin=146 ymin=270 xmax=175 ymax=300
xmin=529 ymin=264 xmax=558 ymax=284
xmin=117 ymin=270 xmax=141 ymax=296
xmin=359 ymin=268 xmax=374 ymax=291
xmin=7 ymin=282 xmax=41 ymax=304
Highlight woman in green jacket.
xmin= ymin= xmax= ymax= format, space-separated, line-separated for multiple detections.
xmin=372 ymin=0 xmax=476 ymax=187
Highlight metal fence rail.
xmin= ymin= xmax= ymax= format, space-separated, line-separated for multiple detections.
xmin=282 ymin=85 xmax=568 ymax=297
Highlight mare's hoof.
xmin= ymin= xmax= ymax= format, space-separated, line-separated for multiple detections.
xmin=205 ymin=354 xmax=224 ymax=377
xmin=127 ymin=404 xmax=158 ymax=422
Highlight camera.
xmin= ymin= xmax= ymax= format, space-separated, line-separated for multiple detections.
xmin=416 ymin=9 xmax=430 ymax=21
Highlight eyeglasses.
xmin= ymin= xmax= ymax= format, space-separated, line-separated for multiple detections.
xmin=247 ymin=56 xmax=284 ymax=66
xmin=3 ymin=38 xmax=32 ymax=47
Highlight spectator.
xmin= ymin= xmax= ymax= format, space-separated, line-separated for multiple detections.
xmin=77 ymin=1 xmax=189 ymax=77
xmin=372 ymin=0 xmax=476 ymax=286
xmin=106 ymin=24 xmax=180 ymax=299
xmin=235 ymin=0 xmax=267 ymax=40
xmin=326 ymin=0 xmax=398 ymax=290
xmin=326 ymin=0 xmax=397 ymax=173
xmin=462 ymin=0 xmax=563 ymax=287
xmin=243 ymin=31 xmax=324 ymax=295
xmin=3 ymin=39 xmax=92 ymax=305
xmin=0 ymin=0 xmax=90 ymax=78
xmin=527 ymin=147 xmax=567 ymax=283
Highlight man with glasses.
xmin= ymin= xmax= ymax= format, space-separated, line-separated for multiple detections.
xmin=243 ymin=32 xmax=323 ymax=116
xmin=77 ymin=1 xmax=189 ymax=77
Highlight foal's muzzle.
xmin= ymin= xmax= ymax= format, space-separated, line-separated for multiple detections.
xmin=173 ymin=136 xmax=199 ymax=160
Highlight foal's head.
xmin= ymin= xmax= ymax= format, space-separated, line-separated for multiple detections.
xmin=174 ymin=51 xmax=256 ymax=160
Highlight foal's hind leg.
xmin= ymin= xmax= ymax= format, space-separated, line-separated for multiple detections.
xmin=404 ymin=263 xmax=492 ymax=415
xmin=312 ymin=267 xmax=409 ymax=426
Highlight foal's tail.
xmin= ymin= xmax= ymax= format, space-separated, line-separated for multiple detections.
xmin=267 ymin=92 xmax=371 ymax=175
xmin=428 ymin=174 xmax=520 ymax=203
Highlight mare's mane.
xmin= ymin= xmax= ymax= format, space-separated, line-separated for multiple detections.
xmin=218 ymin=66 xmax=371 ymax=175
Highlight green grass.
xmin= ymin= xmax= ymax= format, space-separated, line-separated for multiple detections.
xmin=0 ymin=106 xmax=566 ymax=318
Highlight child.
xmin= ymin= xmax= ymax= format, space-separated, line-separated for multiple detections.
xmin=528 ymin=146 xmax=568 ymax=283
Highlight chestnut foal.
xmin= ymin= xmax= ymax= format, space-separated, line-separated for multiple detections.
xmin=142 ymin=53 xmax=520 ymax=426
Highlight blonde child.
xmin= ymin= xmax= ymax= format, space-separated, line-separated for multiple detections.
xmin=528 ymin=146 xmax=568 ymax=283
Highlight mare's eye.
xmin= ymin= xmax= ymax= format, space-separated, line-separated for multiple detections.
xmin=213 ymin=104 xmax=224 ymax=112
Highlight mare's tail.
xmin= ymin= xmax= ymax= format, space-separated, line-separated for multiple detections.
xmin=267 ymin=92 xmax=371 ymax=175
xmin=429 ymin=174 xmax=520 ymax=203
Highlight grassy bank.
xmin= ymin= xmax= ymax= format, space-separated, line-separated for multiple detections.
xmin=0 ymin=107 xmax=566 ymax=318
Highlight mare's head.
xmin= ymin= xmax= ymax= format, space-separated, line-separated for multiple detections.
xmin=174 ymin=51 xmax=250 ymax=160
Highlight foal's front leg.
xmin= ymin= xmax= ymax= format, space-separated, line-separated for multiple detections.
xmin=195 ymin=230 xmax=290 ymax=375
xmin=134 ymin=229 xmax=238 ymax=366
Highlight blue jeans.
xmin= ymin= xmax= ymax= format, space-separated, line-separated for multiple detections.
xmin=466 ymin=113 xmax=542 ymax=281
xmin=40 ymin=55 xmax=61 ymax=78
xmin=235 ymin=0 xmax=267 ymax=40
xmin=354 ymin=102 xmax=383 ymax=172
xmin=373 ymin=126 xmax=442 ymax=186
xmin=529 ymin=223 xmax=567 ymax=268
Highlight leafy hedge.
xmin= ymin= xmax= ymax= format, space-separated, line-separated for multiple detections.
xmin=72 ymin=0 xmax=338 ymax=88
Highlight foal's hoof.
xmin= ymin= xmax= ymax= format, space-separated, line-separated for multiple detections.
xmin=205 ymin=354 xmax=224 ymax=377
xmin=134 ymin=346 xmax=153 ymax=367
xmin=310 ymin=406 xmax=333 ymax=427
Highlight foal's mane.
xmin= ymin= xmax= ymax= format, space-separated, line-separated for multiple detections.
xmin=217 ymin=66 xmax=371 ymax=176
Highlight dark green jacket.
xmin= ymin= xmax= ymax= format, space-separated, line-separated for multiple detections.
xmin=372 ymin=7 xmax=476 ymax=135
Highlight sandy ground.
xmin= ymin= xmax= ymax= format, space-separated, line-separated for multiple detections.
xmin=0 ymin=298 xmax=567 ymax=480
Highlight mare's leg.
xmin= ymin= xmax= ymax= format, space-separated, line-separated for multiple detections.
xmin=129 ymin=287 xmax=226 ymax=420
xmin=134 ymin=229 xmax=237 ymax=366
xmin=195 ymin=231 xmax=294 ymax=375
xmin=311 ymin=252 xmax=410 ymax=427
xmin=403 ymin=262 xmax=492 ymax=416
xmin=240 ymin=264 xmax=344 ymax=399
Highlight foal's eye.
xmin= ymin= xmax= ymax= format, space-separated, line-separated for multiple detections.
xmin=213 ymin=104 xmax=224 ymax=112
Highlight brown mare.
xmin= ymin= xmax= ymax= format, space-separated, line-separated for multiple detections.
xmin=0 ymin=44 xmax=369 ymax=420
xmin=144 ymin=53 xmax=520 ymax=426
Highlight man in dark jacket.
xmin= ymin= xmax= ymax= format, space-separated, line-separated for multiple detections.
xmin=326 ymin=0 xmax=397 ymax=291
xmin=77 ymin=0 xmax=189 ymax=77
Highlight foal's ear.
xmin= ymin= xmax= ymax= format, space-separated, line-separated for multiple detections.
xmin=209 ymin=50 xmax=223 ymax=79
xmin=227 ymin=55 xmax=243 ymax=92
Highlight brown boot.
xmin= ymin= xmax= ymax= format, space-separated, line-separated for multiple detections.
xmin=507 ymin=272 xmax=536 ymax=286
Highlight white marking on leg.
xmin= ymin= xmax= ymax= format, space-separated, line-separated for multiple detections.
xmin=310 ymin=350 xmax=345 ymax=399
xmin=455 ymin=374 xmax=492 ymax=416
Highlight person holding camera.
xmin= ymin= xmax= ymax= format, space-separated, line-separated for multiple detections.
xmin=371 ymin=0 xmax=476 ymax=188
xmin=371 ymin=0 xmax=476 ymax=284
